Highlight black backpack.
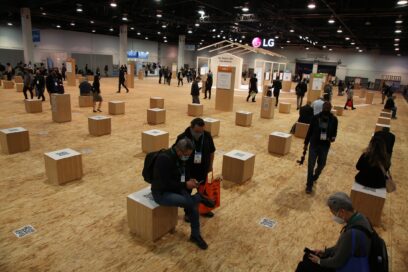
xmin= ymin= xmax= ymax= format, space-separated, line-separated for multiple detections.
xmin=142 ymin=149 xmax=166 ymax=183
xmin=351 ymin=225 xmax=389 ymax=272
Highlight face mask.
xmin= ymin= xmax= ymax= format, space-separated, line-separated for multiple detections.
xmin=180 ymin=156 xmax=189 ymax=161
xmin=332 ymin=213 xmax=345 ymax=225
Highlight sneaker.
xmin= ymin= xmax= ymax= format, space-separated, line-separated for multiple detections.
xmin=190 ymin=235 xmax=208 ymax=250
xmin=202 ymin=211 xmax=214 ymax=218
xmin=199 ymin=195 xmax=215 ymax=208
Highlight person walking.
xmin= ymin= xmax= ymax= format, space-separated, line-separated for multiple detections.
xmin=61 ymin=63 xmax=66 ymax=81
xmin=45 ymin=70 xmax=58 ymax=104
xmin=204 ymin=70 xmax=213 ymax=99
xmin=344 ymin=83 xmax=356 ymax=110
xmin=272 ymin=76 xmax=282 ymax=106
xmin=246 ymin=74 xmax=258 ymax=102
xmin=304 ymin=102 xmax=338 ymax=194
xmin=159 ymin=67 xmax=163 ymax=84
xmin=296 ymin=79 xmax=308 ymax=110
xmin=22 ymin=68 xmax=34 ymax=100
xmin=104 ymin=65 xmax=109 ymax=77
xmin=191 ymin=77 xmax=201 ymax=104
xmin=117 ymin=65 xmax=129 ymax=93
xmin=323 ymin=82 xmax=333 ymax=102
xmin=177 ymin=70 xmax=184 ymax=87
xmin=33 ymin=70 xmax=46 ymax=101
xmin=92 ymin=74 xmax=103 ymax=113
xmin=384 ymin=95 xmax=397 ymax=119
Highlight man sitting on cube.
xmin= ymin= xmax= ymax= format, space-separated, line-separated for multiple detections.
xmin=151 ymin=138 xmax=214 ymax=250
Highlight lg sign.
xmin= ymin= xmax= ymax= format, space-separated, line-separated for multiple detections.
xmin=252 ymin=37 xmax=275 ymax=48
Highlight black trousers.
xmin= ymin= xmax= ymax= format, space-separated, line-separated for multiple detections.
xmin=23 ymin=86 xmax=33 ymax=99
xmin=296 ymin=254 xmax=335 ymax=272
xmin=118 ymin=80 xmax=129 ymax=92
xmin=37 ymin=87 xmax=45 ymax=101
xmin=178 ymin=78 xmax=183 ymax=86
xmin=205 ymin=87 xmax=211 ymax=98
xmin=274 ymin=91 xmax=280 ymax=106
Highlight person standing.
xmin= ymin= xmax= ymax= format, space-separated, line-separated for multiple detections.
xmin=45 ymin=70 xmax=58 ymax=104
xmin=174 ymin=118 xmax=216 ymax=218
xmin=22 ymin=68 xmax=34 ymax=100
xmin=337 ymin=80 xmax=344 ymax=96
xmin=117 ymin=65 xmax=129 ymax=93
xmin=33 ymin=70 xmax=46 ymax=101
xmin=246 ymin=74 xmax=258 ymax=102
xmin=167 ymin=70 xmax=172 ymax=86
xmin=323 ymin=82 xmax=333 ymax=102
xmin=381 ymin=83 xmax=390 ymax=104
xmin=272 ymin=76 xmax=282 ymax=107
xmin=304 ymin=102 xmax=338 ymax=194
xmin=384 ymin=95 xmax=397 ymax=119
xmin=92 ymin=74 xmax=103 ymax=113
xmin=55 ymin=68 xmax=64 ymax=94
xmin=344 ymin=83 xmax=356 ymax=110
xmin=6 ymin=63 xmax=13 ymax=80
xmin=159 ymin=67 xmax=163 ymax=84
xmin=191 ymin=77 xmax=201 ymax=104
xmin=296 ymin=79 xmax=308 ymax=110
xmin=61 ymin=63 xmax=66 ymax=81
xmin=151 ymin=138 xmax=215 ymax=250
xmin=104 ymin=65 xmax=109 ymax=77
xmin=204 ymin=70 xmax=213 ymax=99
xmin=177 ymin=70 xmax=184 ymax=87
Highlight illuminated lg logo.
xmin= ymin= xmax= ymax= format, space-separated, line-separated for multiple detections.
xmin=252 ymin=37 xmax=262 ymax=48
xmin=252 ymin=37 xmax=275 ymax=48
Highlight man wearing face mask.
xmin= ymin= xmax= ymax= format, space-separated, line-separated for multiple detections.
xmin=151 ymin=138 xmax=215 ymax=250
xmin=174 ymin=118 xmax=216 ymax=218
xmin=296 ymin=192 xmax=372 ymax=272
xmin=304 ymin=102 xmax=338 ymax=194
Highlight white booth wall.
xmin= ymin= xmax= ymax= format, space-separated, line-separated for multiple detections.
xmin=209 ymin=53 xmax=243 ymax=90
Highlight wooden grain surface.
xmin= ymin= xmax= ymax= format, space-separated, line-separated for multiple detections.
xmin=0 ymin=77 xmax=407 ymax=272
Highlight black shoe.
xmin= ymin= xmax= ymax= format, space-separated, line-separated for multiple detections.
xmin=93 ymin=110 xmax=97 ymax=113
xmin=312 ymin=174 xmax=319 ymax=182
xmin=352 ymin=107 xmax=356 ymax=110
xmin=305 ymin=187 xmax=312 ymax=194
xmin=344 ymin=107 xmax=348 ymax=110
xmin=184 ymin=215 xmax=190 ymax=223
xmin=202 ymin=211 xmax=214 ymax=218
xmin=252 ymin=100 xmax=256 ymax=102
xmin=97 ymin=109 xmax=102 ymax=112
xmin=190 ymin=235 xmax=208 ymax=250
xmin=116 ymin=91 xmax=120 ymax=93
xmin=126 ymin=90 xmax=129 ymax=93
xmin=199 ymin=195 xmax=215 ymax=208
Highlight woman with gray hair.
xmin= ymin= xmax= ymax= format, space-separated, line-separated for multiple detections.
xmin=296 ymin=192 xmax=372 ymax=272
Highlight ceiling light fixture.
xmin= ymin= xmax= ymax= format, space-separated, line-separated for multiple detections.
xmin=145 ymin=37 xmax=149 ymax=40
xmin=290 ymin=29 xmax=294 ymax=33
xmin=90 ymin=20 xmax=94 ymax=24
xmin=92 ymin=29 xmax=95 ymax=33
xmin=350 ymin=42 xmax=355 ymax=45
xmin=157 ymin=31 xmax=161 ymax=34
xmin=157 ymin=14 xmax=162 ymax=18
xmin=122 ymin=16 xmax=128 ymax=21
xmin=328 ymin=18 xmax=335 ymax=24
xmin=110 ymin=1 xmax=117 ymax=8
xmin=345 ymin=37 xmax=350 ymax=40
xmin=337 ymin=28 xmax=343 ymax=33
xmin=7 ymin=22 xmax=13 ymax=26
xmin=286 ymin=40 xmax=291 ymax=43
xmin=394 ymin=43 xmax=399 ymax=46
xmin=130 ymin=27 xmax=134 ymax=30
xmin=306 ymin=47 xmax=310 ymax=50
xmin=188 ymin=29 xmax=193 ymax=34
xmin=275 ymin=35 xmax=279 ymax=39
xmin=395 ymin=29 xmax=402 ymax=33
xmin=198 ymin=9 xmax=205 ymax=15
xmin=162 ymin=24 xmax=167 ymax=28
xmin=395 ymin=48 xmax=400 ymax=51
xmin=359 ymin=49 xmax=363 ymax=52
xmin=42 ymin=12 xmax=47 ymax=16
xmin=56 ymin=25 xmax=61 ymax=28
xmin=322 ymin=45 xmax=327 ymax=48
xmin=397 ymin=0 xmax=408 ymax=5
xmin=110 ymin=28 xmax=114 ymax=31
xmin=329 ymin=48 xmax=333 ymax=51
xmin=76 ymin=8 xmax=83 ymax=12
xmin=395 ymin=19 xmax=403 ymax=24
xmin=195 ymin=23 xmax=200 ymax=27
xmin=137 ymin=32 xmax=141 ymax=35
xmin=242 ymin=7 xmax=249 ymax=12
xmin=70 ymin=22 xmax=75 ymax=26
xmin=394 ymin=38 xmax=400 ymax=41
xmin=307 ymin=1 xmax=316 ymax=9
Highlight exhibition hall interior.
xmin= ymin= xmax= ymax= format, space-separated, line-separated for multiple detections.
xmin=1 ymin=0 xmax=407 ymax=271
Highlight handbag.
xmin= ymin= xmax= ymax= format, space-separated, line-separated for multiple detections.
xmin=198 ymin=172 xmax=221 ymax=215
xmin=380 ymin=165 xmax=396 ymax=193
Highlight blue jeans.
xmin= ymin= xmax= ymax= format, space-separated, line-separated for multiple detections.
xmin=307 ymin=144 xmax=330 ymax=189
xmin=152 ymin=190 xmax=201 ymax=237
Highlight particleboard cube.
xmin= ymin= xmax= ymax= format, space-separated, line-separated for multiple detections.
xmin=14 ymin=76 xmax=23 ymax=83
xmin=147 ymin=108 xmax=166 ymax=125
xmin=333 ymin=106 xmax=344 ymax=116
xmin=142 ymin=129 xmax=169 ymax=153
xmin=375 ymin=123 xmax=390 ymax=133
xmin=222 ymin=150 xmax=256 ymax=183
xmin=44 ymin=148 xmax=83 ymax=185
xmin=260 ymin=96 xmax=275 ymax=119
xmin=79 ymin=95 xmax=93 ymax=107
xmin=268 ymin=132 xmax=292 ymax=155
xmin=150 ymin=97 xmax=164 ymax=109
xmin=279 ymin=102 xmax=291 ymax=114
xmin=188 ymin=103 xmax=203 ymax=117
xmin=88 ymin=116 xmax=111 ymax=136
xmin=350 ymin=182 xmax=386 ymax=226
xmin=25 ymin=99 xmax=42 ymax=113
xmin=127 ymin=187 xmax=178 ymax=241
xmin=3 ymin=81 xmax=14 ymax=89
xmin=365 ymin=92 xmax=375 ymax=104
xmin=0 ymin=127 xmax=30 ymax=154
xmin=380 ymin=111 xmax=392 ymax=118
xmin=138 ymin=70 xmax=144 ymax=80
xmin=51 ymin=94 xmax=72 ymax=123
xmin=15 ymin=83 xmax=23 ymax=92
xmin=359 ymin=89 xmax=366 ymax=98
xmin=77 ymin=76 xmax=85 ymax=83
xmin=331 ymin=109 xmax=337 ymax=116
xmin=203 ymin=117 xmax=220 ymax=137
xmin=235 ymin=111 xmax=253 ymax=127
xmin=294 ymin=123 xmax=310 ymax=139
xmin=109 ymin=101 xmax=125 ymax=115
xmin=87 ymin=75 xmax=94 ymax=82
xmin=377 ymin=117 xmax=391 ymax=125
xmin=382 ymin=108 xmax=391 ymax=113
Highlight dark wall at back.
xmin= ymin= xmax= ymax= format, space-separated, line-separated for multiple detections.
xmin=0 ymin=49 xmax=24 ymax=66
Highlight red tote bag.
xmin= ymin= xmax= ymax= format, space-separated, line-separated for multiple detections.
xmin=198 ymin=173 xmax=221 ymax=214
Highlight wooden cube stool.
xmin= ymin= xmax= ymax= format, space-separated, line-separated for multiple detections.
xmin=51 ymin=94 xmax=72 ymax=123
xmin=44 ymin=148 xmax=83 ymax=185
xmin=0 ymin=127 xmax=30 ymax=154
xmin=294 ymin=123 xmax=310 ymax=139
xmin=142 ymin=129 xmax=169 ymax=153
xmin=16 ymin=83 xmax=23 ymax=92
xmin=279 ymin=102 xmax=291 ymax=114
xmin=380 ymin=111 xmax=392 ymax=118
xmin=127 ymin=187 xmax=178 ymax=241
xmin=188 ymin=103 xmax=203 ymax=117
xmin=268 ymin=132 xmax=292 ymax=155
xmin=235 ymin=111 xmax=253 ymax=127
xmin=150 ymin=97 xmax=164 ymax=109
xmin=359 ymin=89 xmax=366 ymax=98
xmin=25 ymin=99 xmax=42 ymax=113
xmin=203 ymin=117 xmax=220 ymax=137
xmin=260 ymin=96 xmax=275 ymax=119
xmin=365 ymin=92 xmax=375 ymax=104
xmin=333 ymin=106 xmax=344 ymax=116
xmin=375 ymin=123 xmax=390 ymax=133
xmin=87 ymin=75 xmax=94 ymax=82
xmin=377 ymin=117 xmax=391 ymax=125
xmin=88 ymin=116 xmax=111 ymax=136
xmin=14 ymin=76 xmax=23 ymax=83
xmin=79 ymin=95 xmax=93 ymax=107
xmin=109 ymin=101 xmax=125 ymax=115
xmin=350 ymin=182 xmax=386 ymax=226
xmin=382 ymin=109 xmax=391 ymax=113
xmin=147 ymin=108 xmax=166 ymax=125
xmin=3 ymin=81 xmax=14 ymax=89
xmin=222 ymin=150 xmax=255 ymax=183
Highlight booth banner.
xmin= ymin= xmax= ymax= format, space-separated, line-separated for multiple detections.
xmin=283 ymin=73 xmax=291 ymax=81
xmin=172 ymin=63 xmax=177 ymax=73
xmin=279 ymin=72 xmax=284 ymax=80
xmin=200 ymin=67 xmax=208 ymax=76
xmin=273 ymin=72 xmax=278 ymax=80
xmin=312 ymin=77 xmax=323 ymax=90
xmin=217 ymin=72 xmax=232 ymax=90
xmin=66 ymin=62 xmax=72 ymax=73
xmin=255 ymin=67 xmax=263 ymax=82
xmin=265 ymin=72 xmax=270 ymax=81
xmin=355 ymin=78 xmax=361 ymax=85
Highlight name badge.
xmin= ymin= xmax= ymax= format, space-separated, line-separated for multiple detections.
xmin=37 ymin=80 xmax=39 ymax=85
xmin=320 ymin=132 xmax=327 ymax=141
xmin=54 ymin=82 xmax=58 ymax=86
xmin=194 ymin=151 xmax=202 ymax=164
xmin=181 ymin=175 xmax=186 ymax=183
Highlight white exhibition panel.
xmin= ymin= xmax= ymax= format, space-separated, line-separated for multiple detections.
xmin=210 ymin=53 xmax=243 ymax=90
